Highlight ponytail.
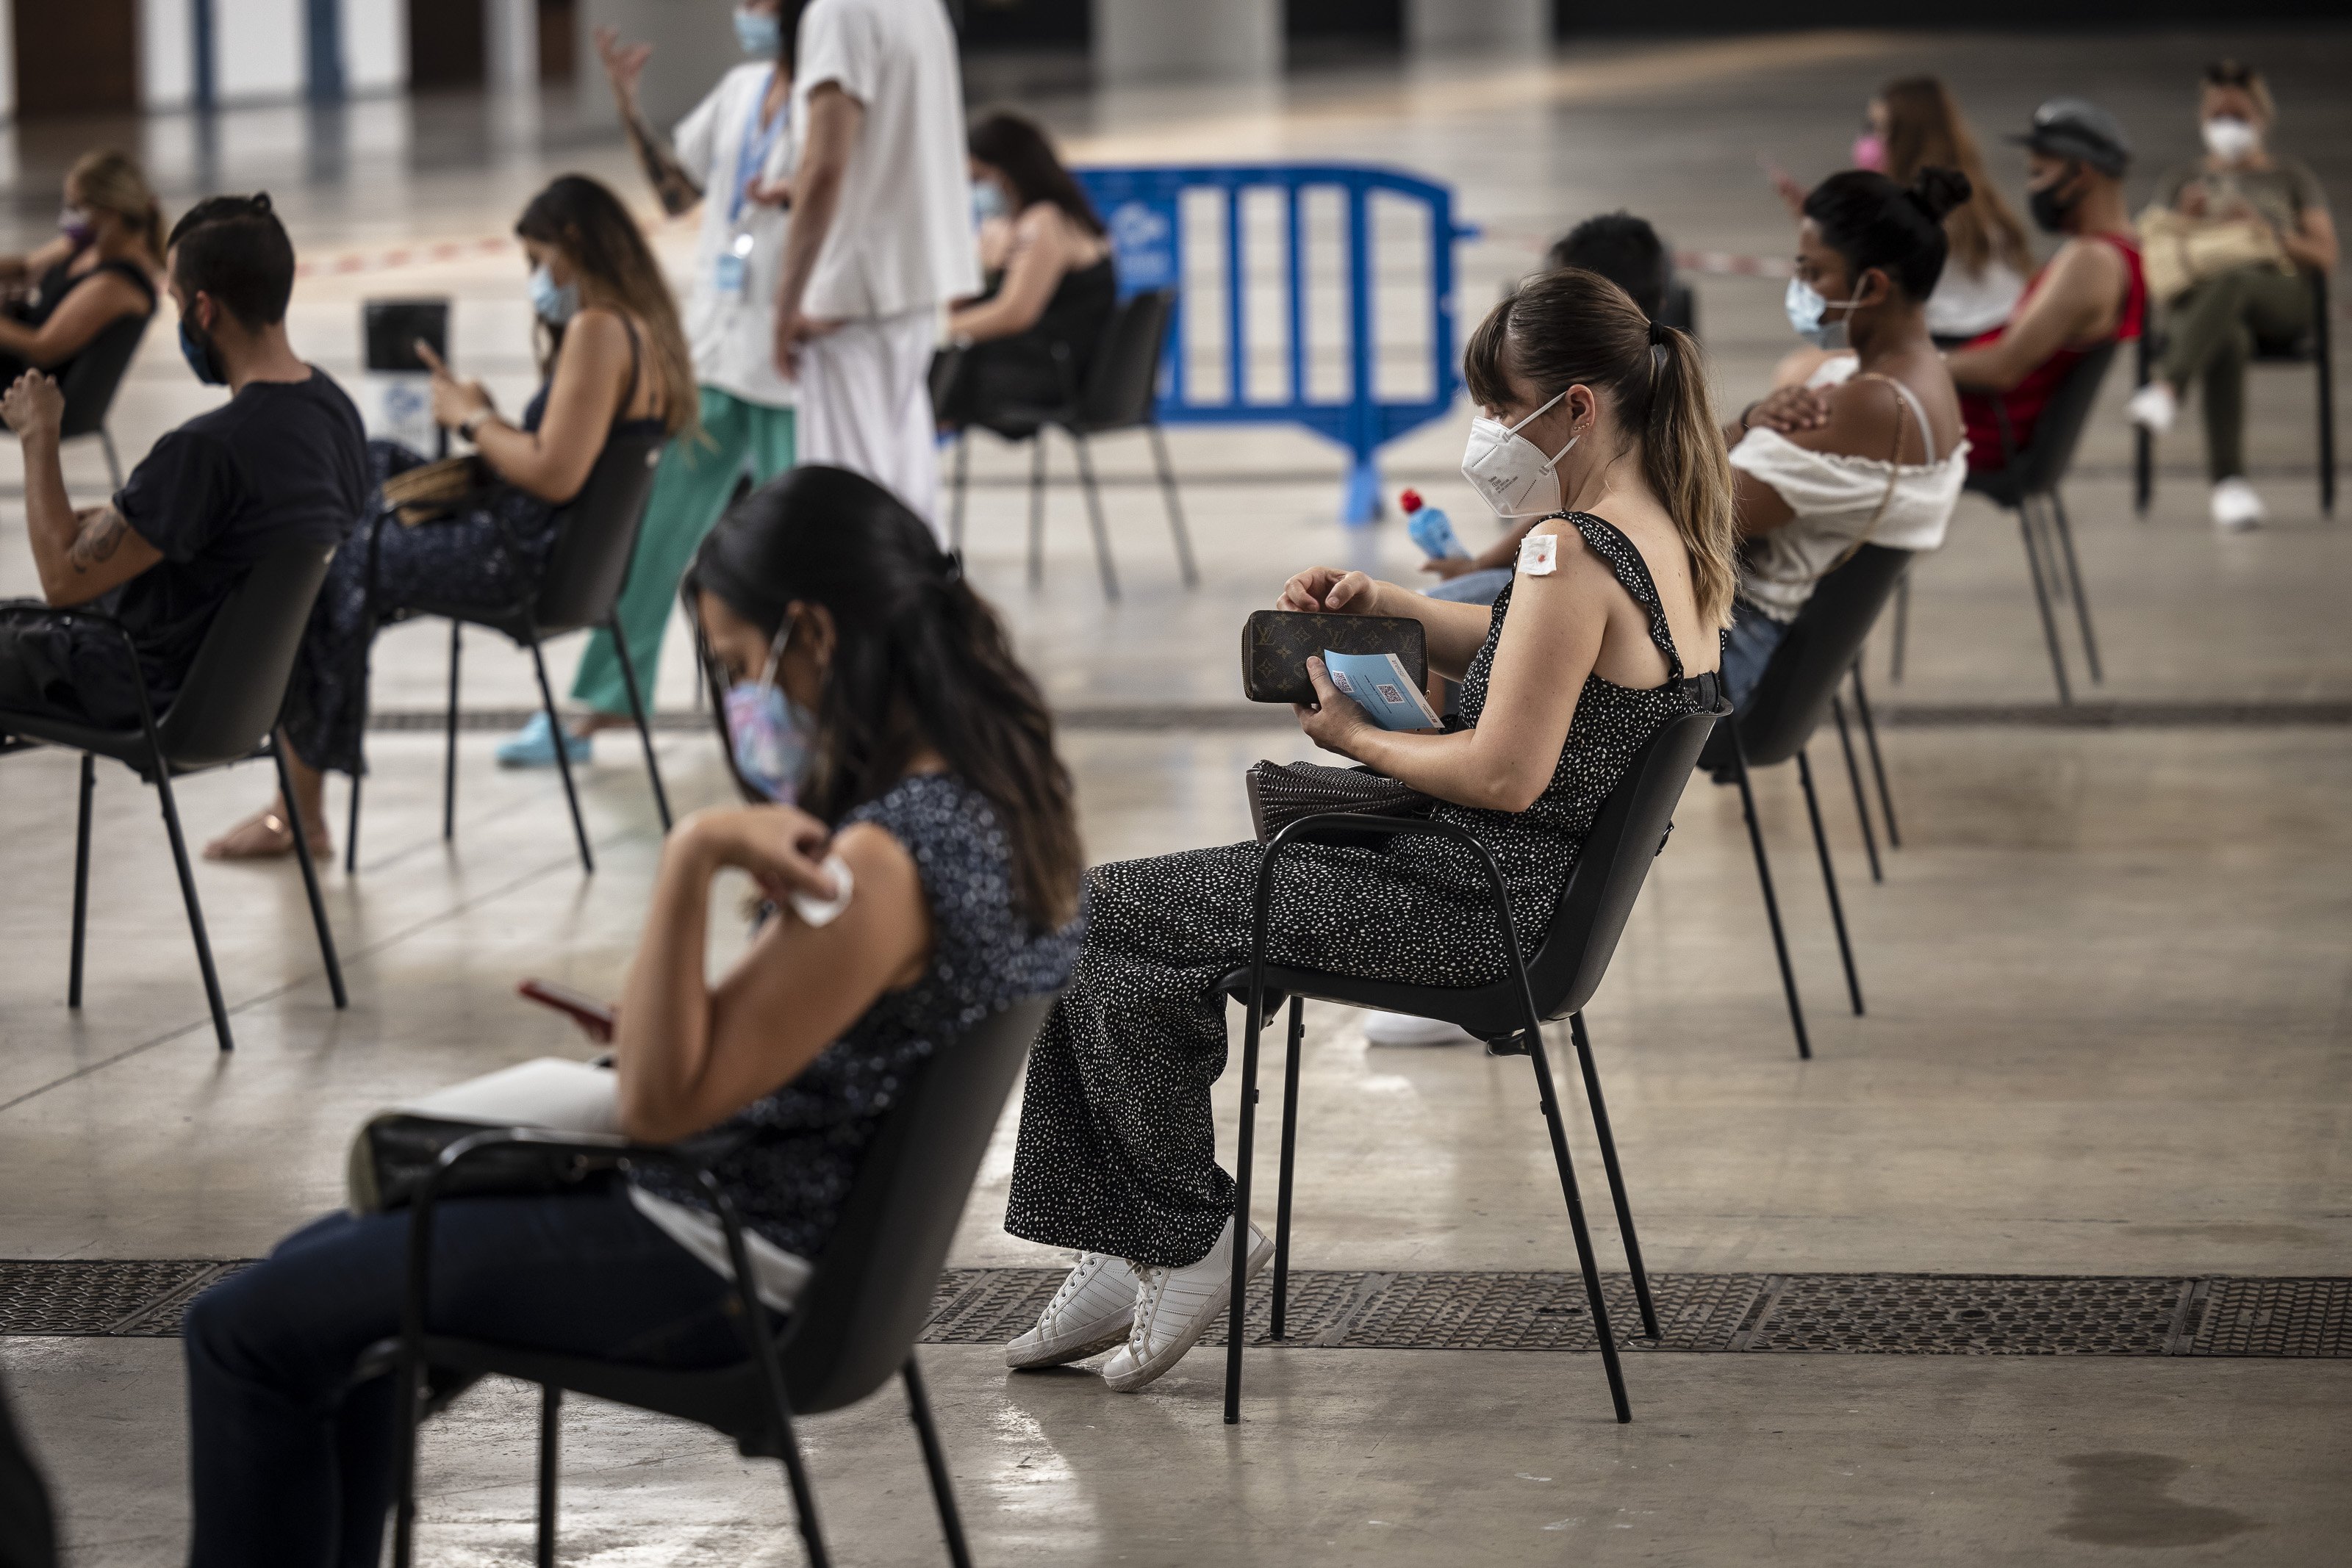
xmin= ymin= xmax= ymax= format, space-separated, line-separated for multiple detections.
xmin=1640 ymin=324 xmax=1736 ymax=630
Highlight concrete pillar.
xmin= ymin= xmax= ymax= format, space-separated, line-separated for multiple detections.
xmin=1406 ymin=0 xmax=1546 ymax=54
xmin=1093 ymin=0 xmax=1280 ymax=85
xmin=485 ymin=0 xmax=539 ymax=92
xmin=577 ymin=0 xmax=745 ymax=127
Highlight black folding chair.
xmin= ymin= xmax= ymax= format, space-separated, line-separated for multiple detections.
xmin=0 ymin=310 xmax=151 ymax=497
xmin=344 ymin=427 xmax=672 ymax=875
xmin=944 ymin=287 xmax=1198 ymax=600
xmin=1703 ymin=546 xmax=1914 ymax=1060
xmin=0 ymin=541 xmax=348 ymax=1052
xmin=1216 ymin=694 xmax=1727 ymax=1428
xmin=373 ymin=993 xmax=1058 ymax=1568
xmin=2134 ymin=267 xmax=2334 ymax=519
xmin=1895 ymin=340 xmax=2116 ymax=702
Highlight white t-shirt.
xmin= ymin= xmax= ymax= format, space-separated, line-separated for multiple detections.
xmin=674 ymin=62 xmax=797 ymax=409
xmin=791 ymin=0 xmax=980 ymax=323
xmin=1926 ymin=256 xmax=2026 ymax=340
xmin=1729 ymin=356 xmax=1969 ymax=622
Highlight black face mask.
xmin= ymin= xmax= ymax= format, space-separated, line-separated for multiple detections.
xmin=2028 ymin=165 xmax=2084 ymax=235
xmin=179 ymin=317 xmax=229 ymax=386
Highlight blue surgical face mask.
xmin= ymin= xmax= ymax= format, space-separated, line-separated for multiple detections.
xmin=734 ymin=5 xmax=783 ymax=57
xmin=179 ymin=319 xmax=228 ymax=386
xmin=528 ymin=263 xmax=580 ymax=327
xmin=724 ymin=623 xmax=816 ymax=803
xmin=971 ymin=179 xmax=1008 ymax=225
xmin=1784 ymin=275 xmax=1865 ymax=352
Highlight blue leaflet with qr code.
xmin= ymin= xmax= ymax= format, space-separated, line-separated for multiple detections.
xmin=1320 ymin=650 xmax=1442 ymax=731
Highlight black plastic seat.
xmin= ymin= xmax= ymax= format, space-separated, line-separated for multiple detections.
xmin=375 ymin=990 xmax=1058 ymax=1568
xmin=944 ymin=287 xmax=1198 ymax=600
xmin=0 ymin=309 xmax=151 ymax=497
xmin=1213 ymin=696 xmax=1727 ymax=1428
xmin=1700 ymin=544 xmax=1915 ymax=1060
xmin=345 ymin=424 xmax=673 ymax=875
xmin=0 ymin=540 xmax=348 ymax=1051
xmin=2134 ymin=267 xmax=2334 ymax=520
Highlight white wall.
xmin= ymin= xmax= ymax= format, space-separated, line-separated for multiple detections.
xmin=580 ymin=0 xmax=745 ymax=129
xmin=216 ymin=0 xmax=306 ymax=103
xmin=485 ymin=0 xmax=537 ymax=92
xmin=1094 ymin=0 xmax=1280 ymax=84
xmin=0 ymin=0 xmax=14 ymax=122
xmin=141 ymin=0 xmax=196 ymax=110
xmin=345 ymin=0 xmax=411 ymax=94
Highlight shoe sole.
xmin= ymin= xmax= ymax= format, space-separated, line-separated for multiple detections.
xmin=1102 ymin=1230 xmax=1275 ymax=1392
xmin=1005 ymin=1319 xmax=1133 ymax=1370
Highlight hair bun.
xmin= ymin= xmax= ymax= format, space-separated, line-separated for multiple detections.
xmin=1907 ymin=167 xmax=1971 ymax=223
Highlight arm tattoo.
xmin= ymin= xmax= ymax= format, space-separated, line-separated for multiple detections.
xmin=624 ymin=102 xmax=703 ymax=217
xmin=68 ymin=507 xmax=129 ymax=575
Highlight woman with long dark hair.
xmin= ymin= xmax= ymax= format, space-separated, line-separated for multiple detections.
xmin=180 ymin=465 xmax=1084 ymax=1567
xmin=1002 ymin=270 xmax=1732 ymax=1394
xmin=935 ymin=110 xmax=1116 ymax=424
xmin=209 ymin=173 xmax=698 ymax=859
xmin=1861 ymin=78 xmax=2033 ymax=342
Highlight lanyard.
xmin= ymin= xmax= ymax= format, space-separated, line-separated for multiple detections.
xmin=728 ymin=71 xmax=787 ymax=226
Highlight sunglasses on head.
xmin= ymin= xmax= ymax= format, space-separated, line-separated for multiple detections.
xmin=2204 ymin=60 xmax=2257 ymax=87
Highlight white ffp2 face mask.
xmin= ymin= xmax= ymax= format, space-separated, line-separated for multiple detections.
xmin=1460 ymin=390 xmax=1580 ymax=519
xmin=2201 ymin=116 xmax=2260 ymax=162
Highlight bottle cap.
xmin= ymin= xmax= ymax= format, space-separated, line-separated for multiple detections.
xmin=1399 ymin=488 xmax=1424 ymax=514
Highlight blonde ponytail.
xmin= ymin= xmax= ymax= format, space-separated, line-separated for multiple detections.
xmin=1640 ymin=324 xmax=1736 ymax=629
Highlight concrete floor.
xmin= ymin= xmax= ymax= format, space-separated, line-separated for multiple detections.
xmin=3 ymin=24 xmax=2350 ymax=1568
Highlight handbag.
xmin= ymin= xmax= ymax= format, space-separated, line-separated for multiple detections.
xmin=378 ymin=453 xmax=485 ymax=527
xmin=345 ymin=1057 xmax=624 ymax=1214
xmin=1242 ymin=609 xmax=1428 ymax=705
xmin=2137 ymin=204 xmax=2290 ymax=306
xmin=1244 ymin=759 xmax=1432 ymax=843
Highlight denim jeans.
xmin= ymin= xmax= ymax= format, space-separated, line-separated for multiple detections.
xmin=1721 ymin=598 xmax=1791 ymax=710
xmin=182 ymin=1182 xmax=766 ymax=1568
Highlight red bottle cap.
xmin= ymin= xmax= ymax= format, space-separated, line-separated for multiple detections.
xmin=1399 ymin=488 xmax=1424 ymax=514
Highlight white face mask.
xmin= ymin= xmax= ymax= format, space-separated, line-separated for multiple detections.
xmin=2201 ymin=116 xmax=2260 ymax=163
xmin=1460 ymin=390 xmax=1580 ymax=519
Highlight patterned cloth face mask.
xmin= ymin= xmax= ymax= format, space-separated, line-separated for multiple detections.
xmin=725 ymin=621 xmax=817 ymax=804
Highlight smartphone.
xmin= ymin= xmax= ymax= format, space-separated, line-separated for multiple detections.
xmin=517 ymin=978 xmax=616 ymax=1043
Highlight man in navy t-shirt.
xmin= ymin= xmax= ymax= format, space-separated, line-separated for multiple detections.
xmin=0 ymin=192 xmax=366 ymax=732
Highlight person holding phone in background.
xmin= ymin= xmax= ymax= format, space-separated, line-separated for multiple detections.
xmin=499 ymin=3 xmax=803 ymax=769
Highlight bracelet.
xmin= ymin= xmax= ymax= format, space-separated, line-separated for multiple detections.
xmin=1738 ymin=400 xmax=1763 ymax=431
xmin=459 ymin=409 xmax=494 ymax=440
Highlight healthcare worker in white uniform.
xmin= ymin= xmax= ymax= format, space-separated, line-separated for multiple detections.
xmin=770 ymin=0 xmax=978 ymax=536
xmin=501 ymin=1 xmax=801 ymax=768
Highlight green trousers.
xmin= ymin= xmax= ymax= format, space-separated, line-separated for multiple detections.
xmin=2159 ymin=265 xmax=2312 ymax=483
xmin=571 ymin=386 xmax=795 ymax=717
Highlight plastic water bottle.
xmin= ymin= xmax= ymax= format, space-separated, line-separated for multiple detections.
xmin=1401 ymin=489 xmax=1468 ymax=559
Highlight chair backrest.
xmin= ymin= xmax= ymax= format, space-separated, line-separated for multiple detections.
xmin=780 ymin=991 xmax=1059 ymax=1414
xmin=153 ymin=537 xmax=338 ymax=769
xmin=1525 ymin=700 xmax=1727 ymax=1020
xmin=2008 ymin=338 xmax=2118 ymax=495
xmin=57 ymin=309 xmax=152 ymax=441
xmin=531 ymin=423 xmax=668 ymax=635
xmin=1721 ymin=543 xmax=1913 ymax=769
xmin=1076 ymin=287 xmax=1174 ymax=433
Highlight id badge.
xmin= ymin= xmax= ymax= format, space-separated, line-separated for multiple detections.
xmin=713 ymin=231 xmax=755 ymax=298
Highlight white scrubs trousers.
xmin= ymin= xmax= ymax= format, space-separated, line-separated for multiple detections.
xmin=797 ymin=308 xmax=944 ymax=536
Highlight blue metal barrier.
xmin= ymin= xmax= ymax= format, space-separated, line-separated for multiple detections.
xmin=1075 ymin=164 xmax=1479 ymax=523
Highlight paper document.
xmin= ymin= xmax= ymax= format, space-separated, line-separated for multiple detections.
xmin=1322 ymin=650 xmax=1442 ymax=732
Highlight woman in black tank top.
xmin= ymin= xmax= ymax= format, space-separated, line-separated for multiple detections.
xmin=0 ymin=149 xmax=163 ymax=381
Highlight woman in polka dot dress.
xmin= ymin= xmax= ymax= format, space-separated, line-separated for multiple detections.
xmin=1005 ymin=269 xmax=1740 ymax=1392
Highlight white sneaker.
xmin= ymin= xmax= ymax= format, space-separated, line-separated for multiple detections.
xmin=1004 ymin=1252 xmax=1141 ymax=1369
xmin=1100 ymin=1218 xmax=1273 ymax=1393
xmin=1359 ymin=1009 xmax=1481 ymax=1047
xmin=2126 ymin=381 xmax=2178 ymax=434
xmin=2210 ymin=477 xmax=2267 ymax=533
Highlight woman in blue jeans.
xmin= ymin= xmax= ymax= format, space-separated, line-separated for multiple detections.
xmin=182 ymin=466 xmax=1086 ymax=1568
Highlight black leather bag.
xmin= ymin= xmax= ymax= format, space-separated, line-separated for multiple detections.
xmin=1241 ymin=609 xmax=1427 ymax=705
xmin=1244 ymin=760 xmax=1433 ymax=844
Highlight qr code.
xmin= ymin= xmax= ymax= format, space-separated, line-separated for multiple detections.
xmin=1330 ymin=670 xmax=1355 ymax=694
xmin=1375 ymin=683 xmax=1407 ymax=704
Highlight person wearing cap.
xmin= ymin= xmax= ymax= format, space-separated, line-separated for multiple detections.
xmin=2125 ymin=60 xmax=2337 ymax=533
xmin=1942 ymin=98 xmax=2145 ymax=475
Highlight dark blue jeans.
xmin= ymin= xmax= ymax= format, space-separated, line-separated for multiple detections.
xmin=1721 ymin=597 xmax=1792 ymax=710
xmin=183 ymin=1182 xmax=761 ymax=1568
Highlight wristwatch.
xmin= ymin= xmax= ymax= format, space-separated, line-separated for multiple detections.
xmin=459 ymin=408 xmax=495 ymax=441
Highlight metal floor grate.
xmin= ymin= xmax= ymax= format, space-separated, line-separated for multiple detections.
xmin=8 ymin=1262 xmax=2351 ymax=1356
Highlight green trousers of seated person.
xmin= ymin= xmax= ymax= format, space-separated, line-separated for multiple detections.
xmin=2158 ymin=265 xmax=2312 ymax=483
xmin=570 ymin=386 xmax=795 ymax=718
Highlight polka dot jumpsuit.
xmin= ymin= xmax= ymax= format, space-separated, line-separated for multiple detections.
xmin=1006 ymin=514 xmax=1711 ymax=1269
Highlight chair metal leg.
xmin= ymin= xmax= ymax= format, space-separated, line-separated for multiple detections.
xmin=2045 ymin=489 xmax=2102 ymax=685
xmin=1026 ymin=433 xmax=1047 ymax=589
xmin=99 ymin=427 xmax=123 ymax=491
xmin=274 ymin=741 xmax=348 ymax=1009
xmin=1147 ymin=422 xmax=1200 ymax=588
xmin=442 ymin=621 xmax=462 ymax=840
xmin=1796 ymin=749 xmax=1863 ymax=1017
xmin=343 ymin=773 xmax=362 ymax=875
xmin=1568 ymin=1014 xmax=1657 ymax=1340
xmin=1889 ymin=572 xmax=1908 ymax=684
xmin=768 ymin=1382 xmax=831 ymax=1568
xmin=949 ymin=432 xmax=969 ymax=554
xmin=1224 ymin=976 xmax=1269 ymax=1424
xmin=1729 ymin=733 xmax=1810 ymax=1060
xmin=2132 ymin=424 xmax=2153 ymax=517
xmin=2016 ymin=498 xmax=2073 ymax=705
xmin=68 ymin=754 xmax=93 ymax=1007
xmin=903 ymin=1358 xmax=975 ymax=1568
xmin=1849 ymin=662 xmax=1901 ymax=849
xmin=2317 ymin=323 xmax=2336 ymax=517
xmin=1829 ymin=694 xmax=1882 ymax=884
xmin=607 ymin=614 xmax=671 ymax=832
xmin=391 ymin=1348 xmax=425 ymax=1568
xmin=528 ymin=635 xmax=595 ymax=874
xmin=1269 ymin=994 xmax=1304 ymax=1341
xmin=153 ymin=754 xmax=234 ymax=1050
xmin=1525 ymin=1032 xmax=1631 ymax=1423
xmin=536 ymin=1383 xmax=561 ymax=1568
xmin=1069 ymin=429 xmax=1121 ymax=601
